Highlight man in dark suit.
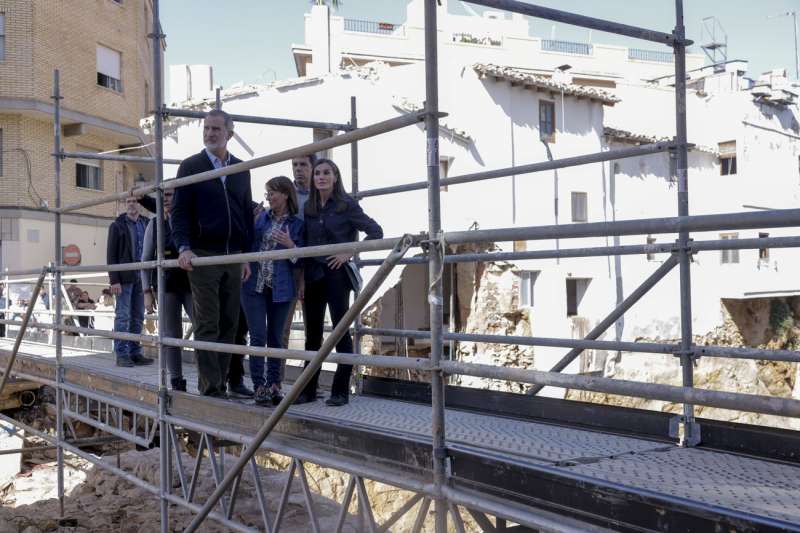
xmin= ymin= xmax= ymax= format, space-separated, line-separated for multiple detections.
xmin=171 ymin=109 xmax=253 ymax=397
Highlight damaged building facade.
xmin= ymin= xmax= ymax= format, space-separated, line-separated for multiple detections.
xmin=158 ymin=1 xmax=800 ymax=402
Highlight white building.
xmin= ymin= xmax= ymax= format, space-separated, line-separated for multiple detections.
xmin=292 ymin=0 xmax=705 ymax=84
xmin=159 ymin=3 xmax=800 ymax=389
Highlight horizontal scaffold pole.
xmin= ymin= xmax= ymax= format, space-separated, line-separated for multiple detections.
xmin=57 ymin=236 xmax=416 ymax=274
xmin=446 ymin=209 xmax=800 ymax=244
xmin=357 ymin=236 xmax=800 ymax=267
xmin=162 ymin=107 xmax=352 ymax=131
xmin=441 ymin=359 xmax=800 ymax=418
xmin=57 ymin=111 xmax=436 ymax=214
xmin=464 ymin=0 xmax=688 ymax=46
xmin=57 ymin=151 xmax=182 ymax=166
xmin=357 ymin=142 xmax=673 ymax=198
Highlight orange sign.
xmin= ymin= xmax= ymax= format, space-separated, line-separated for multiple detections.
xmin=63 ymin=244 xmax=81 ymax=266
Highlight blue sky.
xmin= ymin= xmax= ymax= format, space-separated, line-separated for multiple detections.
xmin=161 ymin=0 xmax=800 ymax=87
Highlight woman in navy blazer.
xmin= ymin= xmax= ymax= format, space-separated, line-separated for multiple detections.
xmin=241 ymin=176 xmax=304 ymax=406
xmin=296 ymin=159 xmax=383 ymax=407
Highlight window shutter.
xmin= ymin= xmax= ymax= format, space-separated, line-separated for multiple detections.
xmin=96 ymin=45 xmax=121 ymax=79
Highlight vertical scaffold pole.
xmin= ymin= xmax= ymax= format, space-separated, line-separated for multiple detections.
xmin=424 ymin=1 xmax=448 ymax=531
xmin=52 ymin=69 xmax=66 ymax=520
xmin=350 ymin=96 xmax=363 ymax=390
xmin=150 ymin=1 xmax=169 ymax=530
xmin=673 ymin=0 xmax=698 ymax=446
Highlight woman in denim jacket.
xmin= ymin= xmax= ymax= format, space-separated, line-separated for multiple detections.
xmin=241 ymin=176 xmax=304 ymax=406
xmin=295 ymin=159 xmax=383 ymax=407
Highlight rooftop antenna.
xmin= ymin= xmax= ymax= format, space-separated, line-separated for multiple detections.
xmin=768 ymin=11 xmax=799 ymax=80
xmin=700 ymin=16 xmax=728 ymax=72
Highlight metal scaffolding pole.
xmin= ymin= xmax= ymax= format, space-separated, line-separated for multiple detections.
xmin=184 ymin=235 xmax=414 ymax=532
xmin=357 ymin=141 xmax=673 ymax=198
xmin=673 ymin=0 xmax=698 ymax=447
xmin=56 ymin=111 xmax=433 ymax=214
xmin=464 ymin=0 xmax=684 ymax=45
xmin=52 ymin=69 xmax=66 ymax=520
xmin=423 ymin=1 xmax=448 ymax=531
xmin=0 ymin=268 xmax=46 ymax=396
xmin=149 ymin=1 xmax=169 ymax=530
xmin=162 ymin=106 xmax=351 ymax=131
xmin=350 ymin=96 xmax=364 ymax=393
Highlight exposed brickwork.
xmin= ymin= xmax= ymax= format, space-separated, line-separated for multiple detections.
xmin=0 ymin=0 xmax=154 ymax=217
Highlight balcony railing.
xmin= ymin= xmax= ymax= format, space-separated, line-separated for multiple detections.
xmin=344 ymin=18 xmax=404 ymax=36
xmin=541 ymin=39 xmax=593 ymax=55
xmin=629 ymin=48 xmax=674 ymax=63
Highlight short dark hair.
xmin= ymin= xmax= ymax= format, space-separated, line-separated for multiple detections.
xmin=293 ymin=153 xmax=317 ymax=166
xmin=69 ymin=279 xmax=78 ymax=284
xmin=205 ymin=109 xmax=234 ymax=132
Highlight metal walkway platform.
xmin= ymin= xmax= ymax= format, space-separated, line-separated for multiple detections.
xmin=2 ymin=339 xmax=800 ymax=532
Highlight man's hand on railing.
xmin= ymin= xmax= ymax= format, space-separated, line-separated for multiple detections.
xmin=178 ymin=250 xmax=196 ymax=271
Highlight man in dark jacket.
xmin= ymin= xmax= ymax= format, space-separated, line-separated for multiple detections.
xmin=107 ymin=196 xmax=153 ymax=367
xmin=171 ymin=109 xmax=253 ymax=397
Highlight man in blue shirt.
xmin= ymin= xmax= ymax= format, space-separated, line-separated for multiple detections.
xmin=107 ymin=197 xmax=152 ymax=367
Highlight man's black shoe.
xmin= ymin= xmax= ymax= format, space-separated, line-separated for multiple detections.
xmin=228 ymin=382 xmax=254 ymax=399
xmin=325 ymin=394 xmax=349 ymax=407
xmin=293 ymin=392 xmax=316 ymax=405
xmin=131 ymin=354 xmax=155 ymax=366
xmin=116 ymin=356 xmax=135 ymax=368
xmin=170 ymin=378 xmax=187 ymax=392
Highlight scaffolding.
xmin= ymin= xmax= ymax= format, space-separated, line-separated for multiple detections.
xmin=0 ymin=0 xmax=798 ymax=531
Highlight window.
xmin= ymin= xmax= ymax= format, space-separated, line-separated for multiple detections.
xmin=76 ymin=150 xmax=103 ymax=190
xmin=719 ymin=141 xmax=737 ymax=176
xmin=96 ymin=45 xmax=122 ymax=92
xmin=518 ymin=271 xmax=539 ymax=308
xmin=0 ymin=129 xmax=3 ymax=177
xmin=0 ymin=218 xmax=18 ymax=241
xmin=571 ymin=191 xmax=587 ymax=223
xmin=0 ymin=13 xmax=5 ymax=61
xmin=646 ymin=235 xmax=656 ymax=261
xmin=539 ymin=100 xmax=555 ymax=142
xmin=313 ymin=128 xmax=333 ymax=160
xmin=758 ymin=232 xmax=769 ymax=264
xmin=720 ymin=233 xmax=739 ymax=264
xmin=566 ymin=278 xmax=590 ymax=317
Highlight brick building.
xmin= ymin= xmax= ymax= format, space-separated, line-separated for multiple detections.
xmin=0 ymin=0 xmax=158 ymax=273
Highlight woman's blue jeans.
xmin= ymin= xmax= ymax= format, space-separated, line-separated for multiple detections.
xmin=240 ymin=286 xmax=292 ymax=389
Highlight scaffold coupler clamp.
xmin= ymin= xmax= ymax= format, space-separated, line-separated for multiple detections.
xmin=433 ymin=445 xmax=452 ymax=476
xmin=670 ymin=414 xmax=701 ymax=447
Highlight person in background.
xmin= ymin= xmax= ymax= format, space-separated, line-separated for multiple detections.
xmin=107 ymin=197 xmax=153 ymax=367
xmin=291 ymin=153 xmax=315 ymax=220
xmin=296 ymin=159 xmax=382 ymax=407
xmin=241 ymin=176 xmax=304 ymax=406
xmin=75 ymin=290 xmax=96 ymax=329
xmin=275 ymin=154 xmax=316 ymax=381
xmin=66 ymin=279 xmax=82 ymax=307
xmin=140 ymin=188 xmax=194 ymax=392
xmin=171 ymin=109 xmax=254 ymax=398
